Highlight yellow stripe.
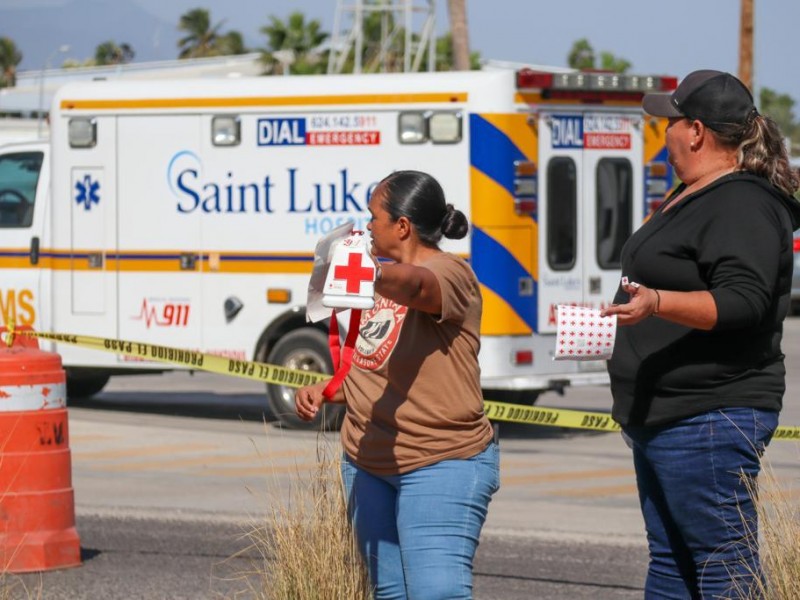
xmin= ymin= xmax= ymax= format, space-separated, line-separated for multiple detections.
xmin=74 ymin=443 xmax=217 ymax=460
xmin=478 ymin=113 xmax=537 ymax=162
xmin=0 ymin=249 xmax=314 ymax=274
xmin=0 ymin=257 xmax=34 ymax=269
xmin=479 ymin=284 xmax=532 ymax=335
xmin=60 ymin=92 xmax=468 ymax=111
xmin=87 ymin=450 xmax=308 ymax=472
xmin=546 ymin=484 xmax=638 ymax=498
xmin=470 ymin=170 xmax=538 ymax=280
xmin=206 ymin=261 xmax=312 ymax=274
xmin=644 ymin=116 xmax=668 ymax=163
xmin=481 ymin=225 xmax=536 ymax=279
xmin=501 ymin=468 xmax=633 ymax=485
xmin=470 ymin=168 xmax=526 ymax=228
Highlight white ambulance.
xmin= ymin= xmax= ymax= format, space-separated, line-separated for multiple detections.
xmin=0 ymin=68 xmax=676 ymax=428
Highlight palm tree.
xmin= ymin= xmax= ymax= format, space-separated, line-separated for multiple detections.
xmin=447 ymin=0 xmax=470 ymax=71
xmin=95 ymin=41 xmax=135 ymax=66
xmin=429 ymin=33 xmax=481 ymax=71
xmin=0 ymin=36 xmax=23 ymax=87
xmin=177 ymin=8 xmax=224 ymax=59
xmin=260 ymin=11 xmax=328 ymax=75
xmin=217 ymin=31 xmax=247 ymax=56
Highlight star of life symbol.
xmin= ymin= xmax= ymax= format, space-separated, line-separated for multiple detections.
xmin=75 ymin=174 xmax=101 ymax=210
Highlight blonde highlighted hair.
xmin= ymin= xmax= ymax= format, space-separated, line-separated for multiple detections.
xmin=713 ymin=114 xmax=800 ymax=197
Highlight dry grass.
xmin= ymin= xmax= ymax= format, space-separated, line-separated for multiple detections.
xmin=234 ymin=435 xmax=372 ymax=600
xmin=0 ymin=574 xmax=41 ymax=600
xmin=742 ymin=463 xmax=800 ymax=600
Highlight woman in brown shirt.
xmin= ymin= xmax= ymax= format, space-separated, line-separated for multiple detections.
xmin=296 ymin=170 xmax=498 ymax=599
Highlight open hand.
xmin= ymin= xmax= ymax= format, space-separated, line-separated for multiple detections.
xmin=601 ymin=281 xmax=659 ymax=326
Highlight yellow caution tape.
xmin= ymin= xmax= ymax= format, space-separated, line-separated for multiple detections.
xmin=483 ymin=400 xmax=621 ymax=432
xmin=25 ymin=331 xmax=327 ymax=388
xmin=19 ymin=330 xmax=800 ymax=440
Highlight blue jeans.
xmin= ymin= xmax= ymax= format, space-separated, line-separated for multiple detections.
xmin=623 ymin=408 xmax=778 ymax=600
xmin=341 ymin=442 xmax=500 ymax=600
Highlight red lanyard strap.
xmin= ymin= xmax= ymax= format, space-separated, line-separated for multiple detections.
xmin=323 ymin=308 xmax=361 ymax=400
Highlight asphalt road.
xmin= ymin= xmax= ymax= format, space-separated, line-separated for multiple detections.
xmin=6 ymin=318 xmax=800 ymax=599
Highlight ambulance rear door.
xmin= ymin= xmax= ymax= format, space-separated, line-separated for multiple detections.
xmin=537 ymin=110 xmax=642 ymax=333
xmin=582 ymin=111 xmax=643 ymax=312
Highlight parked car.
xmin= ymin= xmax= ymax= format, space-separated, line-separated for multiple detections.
xmin=793 ymin=232 xmax=800 ymax=314
xmin=792 ymin=158 xmax=800 ymax=314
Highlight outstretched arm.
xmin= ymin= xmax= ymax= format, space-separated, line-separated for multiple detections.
xmin=375 ymin=263 xmax=443 ymax=315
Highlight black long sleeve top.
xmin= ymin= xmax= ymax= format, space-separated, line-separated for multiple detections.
xmin=608 ymin=172 xmax=800 ymax=426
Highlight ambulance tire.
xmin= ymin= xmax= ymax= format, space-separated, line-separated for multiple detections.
xmin=66 ymin=374 xmax=110 ymax=399
xmin=265 ymin=328 xmax=344 ymax=430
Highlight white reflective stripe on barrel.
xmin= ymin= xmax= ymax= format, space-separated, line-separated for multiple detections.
xmin=0 ymin=383 xmax=67 ymax=411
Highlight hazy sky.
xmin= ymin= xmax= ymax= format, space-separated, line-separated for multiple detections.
xmin=5 ymin=0 xmax=800 ymax=105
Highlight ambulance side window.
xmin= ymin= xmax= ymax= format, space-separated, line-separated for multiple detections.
xmin=0 ymin=152 xmax=43 ymax=229
xmin=546 ymin=157 xmax=577 ymax=271
xmin=596 ymin=158 xmax=632 ymax=269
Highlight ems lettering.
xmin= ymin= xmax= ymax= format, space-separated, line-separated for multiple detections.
xmin=258 ymin=118 xmax=307 ymax=146
xmin=0 ymin=288 xmax=36 ymax=326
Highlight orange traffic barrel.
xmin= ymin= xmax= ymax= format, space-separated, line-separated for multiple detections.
xmin=0 ymin=326 xmax=81 ymax=573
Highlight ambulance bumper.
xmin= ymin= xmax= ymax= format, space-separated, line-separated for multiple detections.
xmin=480 ymin=370 xmax=610 ymax=392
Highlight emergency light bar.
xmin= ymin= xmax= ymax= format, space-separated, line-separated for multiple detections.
xmin=516 ymin=69 xmax=678 ymax=95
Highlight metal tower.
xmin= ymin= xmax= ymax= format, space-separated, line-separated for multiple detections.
xmin=327 ymin=0 xmax=436 ymax=74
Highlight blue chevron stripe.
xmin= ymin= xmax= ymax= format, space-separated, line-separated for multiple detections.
xmin=471 ymin=226 xmax=537 ymax=331
xmin=469 ymin=114 xmax=526 ymax=195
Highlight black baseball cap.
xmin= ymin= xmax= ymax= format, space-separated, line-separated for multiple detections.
xmin=642 ymin=69 xmax=757 ymax=132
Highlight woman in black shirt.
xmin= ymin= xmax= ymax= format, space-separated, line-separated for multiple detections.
xmin=602 ymin=70 xmax=800 ymax=599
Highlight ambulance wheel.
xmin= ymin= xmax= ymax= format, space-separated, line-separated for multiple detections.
xmin=66 ymin=374 xmax=110 ymax=399
xmin=264 ymin=328 xmax=344 ymax=430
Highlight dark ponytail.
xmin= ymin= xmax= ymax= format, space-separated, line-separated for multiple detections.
xmin=377 ymin=170 xmax=469 ymax=246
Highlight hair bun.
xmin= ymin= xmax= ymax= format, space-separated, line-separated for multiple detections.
xmin=440 ymin=203 xmax=469 ymax=240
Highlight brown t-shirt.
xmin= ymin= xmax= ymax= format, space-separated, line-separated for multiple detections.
xmin=340 ymin=252 xmax=494 ymax=475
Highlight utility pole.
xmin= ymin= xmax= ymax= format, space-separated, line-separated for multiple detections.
xmin=447 ymin=0 xmax=470 ymax=71
xmin=738 ymin=0 xmax=753 ymax=90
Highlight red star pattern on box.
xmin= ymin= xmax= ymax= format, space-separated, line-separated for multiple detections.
xmin=554 ymin=305 xmax=617 ymax=361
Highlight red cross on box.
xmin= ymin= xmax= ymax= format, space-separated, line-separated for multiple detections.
xmin=333 ymin=253 xmax=375 ymax=293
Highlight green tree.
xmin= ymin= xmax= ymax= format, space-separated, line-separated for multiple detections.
xmin=0 ymin=36 xmax=22 ymax=88
xmin=599 ymin=51 xmax=631 ymax=74
xmin=567 ymin=38 xmax=594 ymax=71
xmin=260 ymin=11 xmax=328 ymax=75
xmin=217 ymin=31 xmax=247 ymax=56
xmin=94 ymin=41 xmax=135 ymax=66
xmin=760 ymin=87 xmax=799 ymax=153
xmin=568 ymin=38 xmax=631 ymax=73
xmin=177 ymin=8 xmax=243 ymax=59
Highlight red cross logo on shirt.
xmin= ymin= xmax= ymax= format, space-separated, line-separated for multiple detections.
xmin=333 ymin=253 xmax=375 ymax=293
